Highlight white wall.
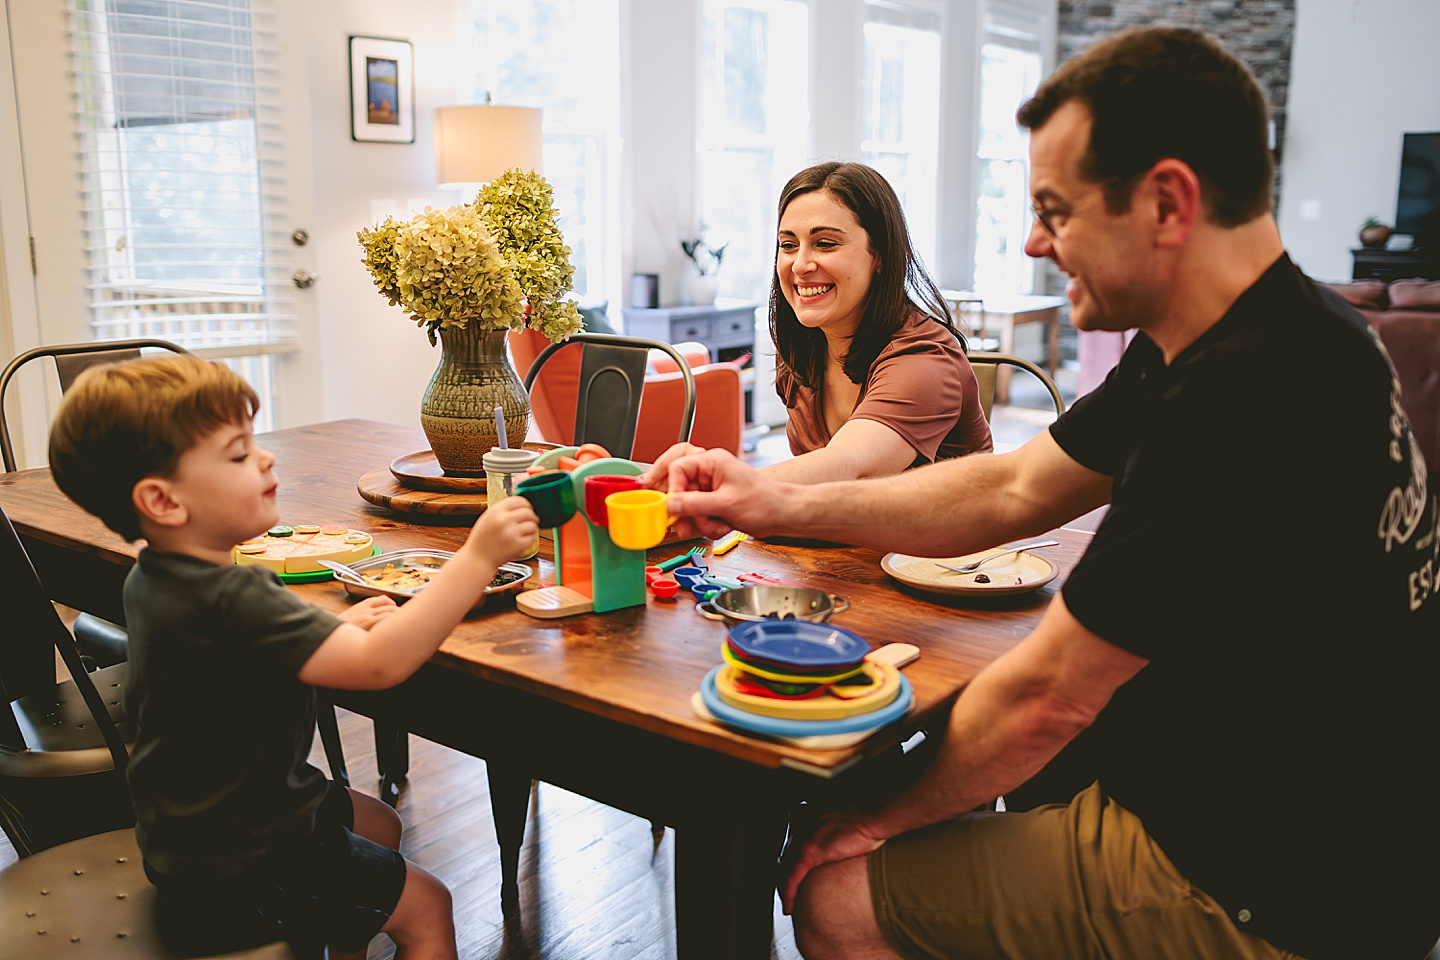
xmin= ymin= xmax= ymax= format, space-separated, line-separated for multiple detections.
xmin=1276 ymin=0 xmax=1440 ymax=282
xmin=289 ymin=2 xmax=470 ymax=428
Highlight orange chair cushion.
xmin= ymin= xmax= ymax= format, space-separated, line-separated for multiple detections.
xmin=509 ymin=329 xmax=744 ymax=460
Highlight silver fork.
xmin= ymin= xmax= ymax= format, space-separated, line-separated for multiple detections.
xmin=937 ymin=539 xmax=1060 ymax=574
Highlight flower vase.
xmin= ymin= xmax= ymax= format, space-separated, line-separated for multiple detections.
xmin=419 ymin=324 xmax=531 ymax=476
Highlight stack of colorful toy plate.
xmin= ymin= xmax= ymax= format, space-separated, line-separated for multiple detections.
xmin=697 ymin=620 xmax=912 ymax=738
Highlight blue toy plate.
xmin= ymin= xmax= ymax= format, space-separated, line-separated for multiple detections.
xmin=726 ymin=620 xmax=872 ymax=670
xmin=699 ymin=666 xmax=912 ymax=737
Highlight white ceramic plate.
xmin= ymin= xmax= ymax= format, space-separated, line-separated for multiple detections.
xmin=881 ymin=549 xmax=1056 ymax=597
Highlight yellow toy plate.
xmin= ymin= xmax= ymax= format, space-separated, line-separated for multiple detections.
xmin=713 ymin=659 xmax=900 ymax=721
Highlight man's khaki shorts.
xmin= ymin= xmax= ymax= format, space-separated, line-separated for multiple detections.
xmin=868 ymin=782 xmax=1302 ymax=960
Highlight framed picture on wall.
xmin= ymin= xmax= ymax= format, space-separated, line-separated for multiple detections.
xmin=349 ymin=36 xmax=414 ymax=143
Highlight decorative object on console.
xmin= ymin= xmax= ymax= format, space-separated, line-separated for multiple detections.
xmin=680 ymin=226 xmax=727 ymax=306
xmin=1359 ymin=216 xmax=1393 ymax=250
xmin=358 ymin=169 xmax=583 ymax=474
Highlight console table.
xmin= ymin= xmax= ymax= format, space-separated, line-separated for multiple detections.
xmin=622 ymin=300 xmax=759 ymax=422
xmin=1351 ymin=247 xmax=1440 ymax=281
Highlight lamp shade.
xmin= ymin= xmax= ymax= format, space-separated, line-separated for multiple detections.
xmin=434 ymin=105 xmax=543 ymax=187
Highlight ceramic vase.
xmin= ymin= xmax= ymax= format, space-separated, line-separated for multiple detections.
xmin=419 ymin=324 xmax=531 ymax=476
xmin=680 ymin=270 xmax=719 ymax=306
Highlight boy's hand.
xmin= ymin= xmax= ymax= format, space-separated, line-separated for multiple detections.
xmin=339 ymin=595 xmax=398 ymax=629
xmin=466 ymin=495 xmax=539 ymax=565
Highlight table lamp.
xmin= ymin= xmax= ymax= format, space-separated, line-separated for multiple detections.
xmin=434 ymin=103 xmax=543 ymax=188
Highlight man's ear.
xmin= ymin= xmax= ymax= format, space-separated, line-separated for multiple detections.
xmin=133 ymin=477 xmax=187 ymax=529
xmin=1148 ymin=158 xmax=1201 ymax=248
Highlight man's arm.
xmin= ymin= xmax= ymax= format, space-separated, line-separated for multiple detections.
xmin=780 ymin=594 xmax=1147 ymax=911
xmin=667 ymin=429 xmax=1110 ymax=557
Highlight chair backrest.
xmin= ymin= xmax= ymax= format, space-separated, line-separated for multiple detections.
xmin=969 ymin=351 xmax=1066 ymax=423
xmin=0 ymin=339 xmax=191 ymax=471
xmin=0 ymin=503 xmax=130 ymax=772
xmin=520 ymin=333 xmax=696 ymax=460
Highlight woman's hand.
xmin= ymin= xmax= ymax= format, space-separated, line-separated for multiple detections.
xmin=339 ymin=595 xmax=399 ymax=629
xmin=640 ymin=442 xmax=707 ymax=491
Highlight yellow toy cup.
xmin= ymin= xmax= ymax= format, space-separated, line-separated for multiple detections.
xmin=605 ymin=489 xmax=675 ymax=550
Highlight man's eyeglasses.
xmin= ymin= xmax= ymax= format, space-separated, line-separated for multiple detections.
xmin=1029 ymin=176 xmax=1134 ymax=237
xmin=1030 ymin=200 xmax=1066 ymax=237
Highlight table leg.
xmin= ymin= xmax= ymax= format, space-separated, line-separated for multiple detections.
xmin=674 ymin=807 xmax=789 ymax=960
xmin=487 ymin=761 xmax=534 ymax=915
xmin=375 ymin=722 xmax=409 ymax=807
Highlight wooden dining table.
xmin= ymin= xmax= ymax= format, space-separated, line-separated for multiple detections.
xmin=0 ymin=418 xmax=1094 ymax=960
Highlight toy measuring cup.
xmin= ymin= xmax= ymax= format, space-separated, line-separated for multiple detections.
xmin=583 ymin=474 xmax=642 ymax=526
xmin=515 ymin=471 xmax=578 ymax=528
xmin=605 ymin=489 xmax=676 ymax=550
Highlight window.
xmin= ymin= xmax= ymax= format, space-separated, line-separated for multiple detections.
xmin=697 ymin=0 xmax=808 ymax=303
xmin=460 ymin=0 xmax=621 ymax=304
xmin=972 ymin=2 xmax=1046 ymax=295
xmin=861 ymin=2 xmax=941 ymax=270
xmin=71 ymin=0 xmax=296 ymax=427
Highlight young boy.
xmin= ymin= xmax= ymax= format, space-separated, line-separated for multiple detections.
xmin=48 ymin=354 xmax=538 ymax=960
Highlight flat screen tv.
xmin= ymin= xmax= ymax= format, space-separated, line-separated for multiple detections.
xmin=1395 ymin=131 xmax=1440 ymax=247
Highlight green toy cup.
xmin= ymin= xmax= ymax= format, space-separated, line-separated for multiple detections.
xmin=516 ymin=471 xmax=578 ymax=528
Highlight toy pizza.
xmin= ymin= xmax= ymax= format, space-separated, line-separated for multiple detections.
xmin=232 ymin=523 xmax=375 ymax=574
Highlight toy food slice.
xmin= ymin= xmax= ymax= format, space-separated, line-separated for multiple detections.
xmin=233 ymin=523 xmax=374 ymax=574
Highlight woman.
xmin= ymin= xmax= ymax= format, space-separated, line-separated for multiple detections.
xmin=647 ymin=161 xmax=991 ymax=487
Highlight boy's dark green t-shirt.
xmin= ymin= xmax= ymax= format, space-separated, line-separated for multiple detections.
xmin=122 ymin=549 xmax=342 ymax=880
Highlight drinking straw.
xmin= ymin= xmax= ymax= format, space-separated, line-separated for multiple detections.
xmin=494 ymin=406 xmax=513 ymax=495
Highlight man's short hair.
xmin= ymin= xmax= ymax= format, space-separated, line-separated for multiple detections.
xmin=49 ymin=354 xmax=259 ymax=541
xmin=1017 ymin=27 xmax=1273 ymax=227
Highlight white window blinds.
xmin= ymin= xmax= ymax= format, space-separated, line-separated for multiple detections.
xmin=69 ymin=0 xmax=297 ymax=372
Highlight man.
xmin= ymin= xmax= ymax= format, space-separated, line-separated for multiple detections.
xmin=659 ymin=27 xmax=1440 ymax=960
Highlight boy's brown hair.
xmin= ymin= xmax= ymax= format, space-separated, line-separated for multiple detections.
xmin=49 ymin=354 xmax=259 ymax=541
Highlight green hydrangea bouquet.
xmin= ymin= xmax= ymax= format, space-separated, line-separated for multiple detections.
xmin=357 ymin=168 xmax=584 ymax=345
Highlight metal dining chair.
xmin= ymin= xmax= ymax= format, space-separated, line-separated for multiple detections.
xmin=0 ymin=502 xmax=135 ymax=857
xmin=1 ymin=339 xmax=192 ymax=472
xmin=520 ymin=332 xmax=699 ymax=459
xmin=0 ymin=828 xmax=301 ymax=959
xmin=969 ymin=350 xmax=1067 ymax=423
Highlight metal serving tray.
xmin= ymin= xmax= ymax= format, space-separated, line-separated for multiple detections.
xmin=337 ymin=548 xmax=532 ymax=609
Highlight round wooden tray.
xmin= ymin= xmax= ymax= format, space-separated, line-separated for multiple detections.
xmin=389 ymin=442 xmax=559 ymax=493
xmin=358 ymin=468 xmax=488 ymax=518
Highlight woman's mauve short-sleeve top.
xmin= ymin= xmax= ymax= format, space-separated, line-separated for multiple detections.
xmin=776 ymin=313 xmax=993 ymax=464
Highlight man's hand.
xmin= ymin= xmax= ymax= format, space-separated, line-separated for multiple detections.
xmin=338 ymin=594 xmax=398 ymax=629
xmin=780 ymin=810 xmax=887 ymax=915
xmin=663 ymin=448 xmax=789 ymax=541
xmin=640 ymin=442 xmax=706 ymax=491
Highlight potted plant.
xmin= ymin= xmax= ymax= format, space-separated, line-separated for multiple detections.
xmin=359 ymin=168 xmax=583 ymax=474
xmin=679 ymin=228 xmax=728 ymax=305
xmin=1359 ymin=216 xmax=1393 ymax=250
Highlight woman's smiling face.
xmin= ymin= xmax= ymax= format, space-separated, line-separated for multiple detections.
xmin=776 ymin=189 xmax=880 ymax=340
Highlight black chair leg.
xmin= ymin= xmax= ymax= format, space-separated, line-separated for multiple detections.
xmin=315 ymin=695 xmax=349 ymax=788
xmin=487 ymin=761 xmax=533 ymax=915
xmin=375 ymin=722 xmax=409 ymax=807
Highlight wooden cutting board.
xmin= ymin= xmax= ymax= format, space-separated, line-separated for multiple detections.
xmin=357 ymin=468 xmax=488 ymax=518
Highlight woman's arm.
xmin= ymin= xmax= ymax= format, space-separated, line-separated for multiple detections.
xmin=760 ymin=417 xmax=918 ymax=483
